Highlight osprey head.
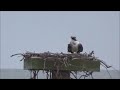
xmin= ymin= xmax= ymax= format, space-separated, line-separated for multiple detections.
xmin=71 ymin=36 xmax=77 ymax=41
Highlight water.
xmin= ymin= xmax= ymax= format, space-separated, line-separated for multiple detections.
xmin=0 ymin=69 xmax=120 ymax=79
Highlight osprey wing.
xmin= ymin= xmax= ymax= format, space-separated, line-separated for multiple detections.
xmin=68 ymin=44 xmax=73 ymax=53
xmin=77 ymin=43 xmax=83 ymax=53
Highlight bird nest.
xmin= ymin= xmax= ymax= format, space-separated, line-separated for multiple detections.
xmin=11 ymin=51 xmax=112 ymax=79
xmin=11 ymin=51 xmax=97 ymax=61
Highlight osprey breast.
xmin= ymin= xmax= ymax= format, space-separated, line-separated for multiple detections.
xmin=70 ymin=41 xmax=80 ymax=53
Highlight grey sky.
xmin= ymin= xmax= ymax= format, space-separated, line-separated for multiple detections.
xmin=0 ymin=11 xmax=119 ymax=70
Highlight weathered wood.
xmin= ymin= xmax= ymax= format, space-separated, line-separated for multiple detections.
xmin=24 ymin=58 xmax=100 ymax=71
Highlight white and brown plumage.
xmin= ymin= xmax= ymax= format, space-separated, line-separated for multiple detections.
xmin=68 ymin=36 xmax=83 ymax=53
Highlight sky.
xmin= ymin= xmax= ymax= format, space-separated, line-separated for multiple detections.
xmin=0 ymin=11 xmax=119 ymax=70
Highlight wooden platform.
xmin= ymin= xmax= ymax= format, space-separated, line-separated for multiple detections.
xmin=24 ymin=58 xmax=100 ymax=71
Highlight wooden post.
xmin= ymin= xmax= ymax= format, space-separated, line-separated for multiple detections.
xmin=52 ymin=70 xmax=70 ymax=79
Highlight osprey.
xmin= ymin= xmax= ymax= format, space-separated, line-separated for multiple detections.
xmin=68 ymin=36 xmax=83 ymax=53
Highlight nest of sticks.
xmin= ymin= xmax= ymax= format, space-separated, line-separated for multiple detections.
xmin=11 ymin=51 xmax=97 ymax=61
xmin=11 ymin=51 xmax=112 ymax=79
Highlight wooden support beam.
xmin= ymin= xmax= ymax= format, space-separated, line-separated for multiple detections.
xmin=52 ymin=70 xmax=70 ymax=79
